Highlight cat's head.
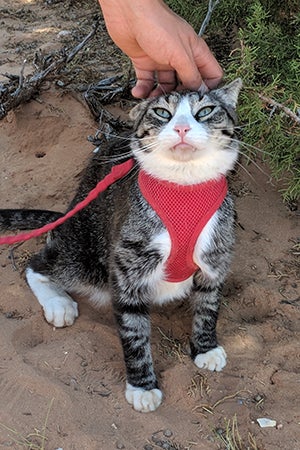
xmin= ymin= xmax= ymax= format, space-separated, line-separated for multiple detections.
xmin=130 ymin=78 xmax=242 ymax=185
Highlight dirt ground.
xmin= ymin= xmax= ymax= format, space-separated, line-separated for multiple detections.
xmin=0 ymin=1 xmax=299 ymax=449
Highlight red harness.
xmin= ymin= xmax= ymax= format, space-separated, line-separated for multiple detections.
xmin=0 ymin=158 xmax=227 ymax=283
xmin=138 ymin=171 xmax=227 ymax=282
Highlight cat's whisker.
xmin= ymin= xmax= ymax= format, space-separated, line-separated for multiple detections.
xmin=94 ymin=149 xmax=133 ymax=161
xmin=231 ymin=137 xmax=271 ymax=157
xmin=135 ymin=141 xmax=160 ymax=153
xmin=237 ymin=150 xmax=271 ymax=178
xmin=235 ymin=160 xmax=258 ymax=184
xmin=93 ymin=129 xmax=135 ymax=142
xmin=1 ymin=80 xmax=246 ymax=413
xmin=234 ymin=119 xmax=261 ymax=130
xmin=140 ymin=143 xmax=159 ymax=152
xmin=89 ymin=151 xmax=133 ymax=167
xmin=122 ymin=162 xmax=139 ymax=183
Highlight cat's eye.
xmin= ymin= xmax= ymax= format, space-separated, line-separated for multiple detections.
xmin=195 ymin=106 xmax=215 ymax=122
xmin=153 ymin=107 xmax=172 ymax=120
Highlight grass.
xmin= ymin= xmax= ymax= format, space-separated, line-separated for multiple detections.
xmin=193 ymin=390 xmax=250 ymax=416
xmin=156 ymin=327 xmax=188 ymax=362
xmin=0 ymin=398 xmax=54 ymax=450
xmin=166 ymin=0 xmax=300 ymax=202
xmin=213 ymin=415 xmax=258 ymax=450
xmin=187 ymin=372 xmax=211 ymax=399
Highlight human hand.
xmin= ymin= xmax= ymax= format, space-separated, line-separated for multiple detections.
xmin=98 ymin=0 xmax=223 ymax=98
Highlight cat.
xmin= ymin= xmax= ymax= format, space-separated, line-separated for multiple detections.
xmin=0 ymin=78 xmax=242 ymax=413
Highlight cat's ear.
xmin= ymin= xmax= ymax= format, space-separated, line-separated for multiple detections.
xmin=129 ymin=100 xmax=152 ymax=122
xmin=214 ymin=78 xmax=243 ymax=108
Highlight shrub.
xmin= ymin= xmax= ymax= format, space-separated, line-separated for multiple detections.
xmin=167 ymin=0 xmax=300 ymax=202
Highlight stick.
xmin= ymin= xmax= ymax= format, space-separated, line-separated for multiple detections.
xmin=0 ymin=21 xmax=99 ymax=120
xmin=199 ymin=0 xmax=221 ymax=36
xmin=258 ymin=93 xmax=300 ymax=125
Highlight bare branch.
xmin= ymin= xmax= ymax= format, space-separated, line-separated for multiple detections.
xmin=258 ymin=94 xmax=300 ymax=125
xmin=0 ymin=21 xmax=100 ymax=120
xmin=199 ymin=0 xmax=221 ymax=37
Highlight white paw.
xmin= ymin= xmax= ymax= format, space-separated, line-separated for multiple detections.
xmin=43 ymin=296 xmax=78 ymax=327
xmin=26 ymin=268 xmax=79 ymax=328
xmin=194 ymin=346 xmax=227 ymax=372
xmin=125 ymin=382 xmax=162 ymax=413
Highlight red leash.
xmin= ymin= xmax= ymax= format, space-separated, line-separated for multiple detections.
xmin=0 ymin=158 xmax=135 ymax=246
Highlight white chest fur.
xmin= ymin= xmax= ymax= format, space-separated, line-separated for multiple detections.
xmin=147 ymin=211 xmax=219 ymax=305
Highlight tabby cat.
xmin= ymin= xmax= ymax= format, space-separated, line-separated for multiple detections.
xmin=0 ymin=78 xmax=242 ymax=412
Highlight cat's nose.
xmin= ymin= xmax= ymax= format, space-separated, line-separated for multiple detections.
xmin=173 ymin=124 xmax=191 ymax=138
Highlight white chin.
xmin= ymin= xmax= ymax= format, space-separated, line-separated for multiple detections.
xmin=170 ymin=144 xmax=197 ymax=162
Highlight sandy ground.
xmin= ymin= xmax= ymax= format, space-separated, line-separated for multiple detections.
xmin=0 ymin=1 xmax=299 ymax=449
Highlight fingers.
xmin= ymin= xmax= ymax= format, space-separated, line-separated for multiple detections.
xmin=130 ymin=38 xmax=223 ymax=98
xmin=169 ymin=41 xmax=223 ymax=91
xmin=149 ymin=70 xmax=177 ymax=97
xmin=131 ymin=77 xmax=155 ymax=98
xmin=192 ymin=39 xmax=223 ymax=89
xmin=131 ymin=67 xmax=177 ymax=98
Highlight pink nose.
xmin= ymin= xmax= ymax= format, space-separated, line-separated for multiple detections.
xmin=174 ymin=124 xmax=191 ymax=138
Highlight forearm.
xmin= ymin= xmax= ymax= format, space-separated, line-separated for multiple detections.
xmin=98 ymin=0 xmax=223 ymax=96
xmin=98 ymin=0 xmax=180 ymax=46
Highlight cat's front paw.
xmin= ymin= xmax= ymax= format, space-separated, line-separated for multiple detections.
xmin=125 ymin=382 xmax=162 ymax=413
xmin=43 ymin=296 xmax=78 ymax=327
xmin=194 ymin=345 xmax=227 ymax=372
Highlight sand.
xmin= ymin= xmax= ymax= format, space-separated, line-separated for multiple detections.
xmin=0 ymin=2 xmax=299 ymax=449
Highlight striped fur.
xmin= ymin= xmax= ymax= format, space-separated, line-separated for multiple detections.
xmin=2 ymin=79 xmax=242 ymax=412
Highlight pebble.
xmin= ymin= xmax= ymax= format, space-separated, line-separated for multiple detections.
xmin=254 ymin=394 xmax=264 ymax=402
xmin=163 ymin=430 xmax=173 ymax=438
xmin=57 ymin=30 xmax=72 ymax=39
xmin=69 ymin=378 xmax=78 ymax=391
xmin=257 ymin=418 xmax=277 ymax=428
xmin=215 ymin=428 xmax=224 ymax=436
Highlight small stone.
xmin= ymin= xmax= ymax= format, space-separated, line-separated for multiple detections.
xmin=35 ymin=151 xmax=46 ymax=158
xmin=143 ymin=445 xmax=153 ymax=450
xmin=57 ymin=30 xmax=72 ymax=39
xmin=162 ymin=444 xmax=170 ymax=450
xmin=215 ymin=428 xmax=224 ymax=436
xmin=69 ymin=378 xmax=78 ymax=391
xmin=116 ymin=442 xmax=125 ymax=449
xmin=257 ymin=418 xmax=277 ymax=428
xmin=163 ymin=430 xmax=173 ymax=438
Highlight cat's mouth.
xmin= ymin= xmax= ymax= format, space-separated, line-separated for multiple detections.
xmin=170 ymin=143 xmax=197 ymax=161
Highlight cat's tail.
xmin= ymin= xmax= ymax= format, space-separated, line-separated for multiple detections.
xmin=0 ymin=209 xmax=63 ymax=231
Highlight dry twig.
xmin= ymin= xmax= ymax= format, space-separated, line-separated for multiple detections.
xmin=258 ymin=93 xmax=300 ymax=125
xmin=0 ymin=22 xmax=99 ymax=120
xmin=199 ymin=0 xmax=221 ymax=36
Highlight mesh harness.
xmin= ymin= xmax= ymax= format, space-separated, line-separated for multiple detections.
xmin=138 ymin=170 xmax=228 ymax=282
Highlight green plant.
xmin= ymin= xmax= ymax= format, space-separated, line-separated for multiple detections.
xmin=166 ymin=0 xmax=300 ymax=201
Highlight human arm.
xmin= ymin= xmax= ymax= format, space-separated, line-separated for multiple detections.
xmin=98 ymin=0 xmax=223 ymax=98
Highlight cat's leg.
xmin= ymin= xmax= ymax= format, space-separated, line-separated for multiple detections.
xmin=26 ymin=267 xmax=78 ymax=328
xmin=114 ymin=304 xmax=162 ymax=413
xmin=190 ymin=284 xmax=227 ymax=372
